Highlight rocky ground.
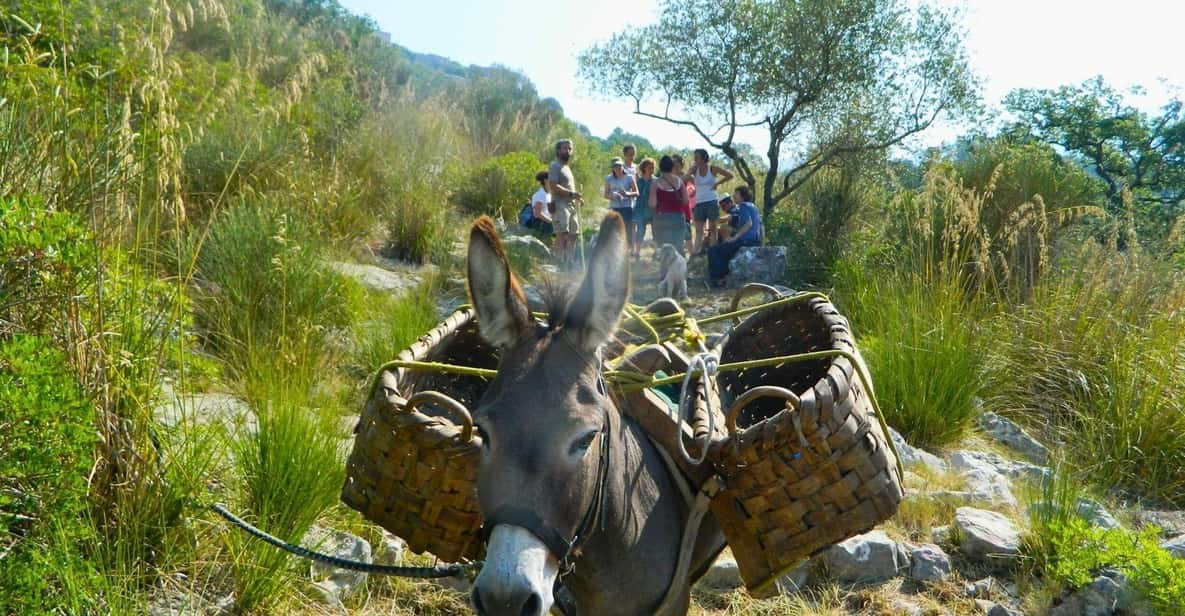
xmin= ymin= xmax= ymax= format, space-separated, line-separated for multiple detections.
xmin=150 ymin=229 xmax=1185 ymax=615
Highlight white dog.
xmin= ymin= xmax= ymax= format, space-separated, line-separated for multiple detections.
xmin=656 ymin=243 xmax=688 ymax=300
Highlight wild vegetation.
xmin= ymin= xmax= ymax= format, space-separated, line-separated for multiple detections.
xmin=4 ymin=0 xmax=1185 ymax=614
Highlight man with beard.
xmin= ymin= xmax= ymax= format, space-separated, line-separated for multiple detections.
xmin=548 ymin=139 xmax=583 ymax=267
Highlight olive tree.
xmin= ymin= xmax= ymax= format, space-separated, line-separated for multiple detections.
xmin=578 ymin=0 xmax=979 ymax=215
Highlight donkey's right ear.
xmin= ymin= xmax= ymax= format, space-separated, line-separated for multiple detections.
xmin=467 ymin=216 xmax=532 ymax=348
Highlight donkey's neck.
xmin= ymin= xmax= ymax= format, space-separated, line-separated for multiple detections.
xmin=562 ymin=410 xmax=693 ymax=615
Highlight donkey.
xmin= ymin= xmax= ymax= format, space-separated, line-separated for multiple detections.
xmin=465 ymin=213 xmax=726 ymax=616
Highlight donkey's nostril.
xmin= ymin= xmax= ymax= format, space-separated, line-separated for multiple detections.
xmin=521 ymin=592 xmax=542 ymax=616
xmin=471 ymin=587 xmax=487 ymax=615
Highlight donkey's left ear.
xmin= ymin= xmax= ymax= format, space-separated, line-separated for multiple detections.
xmin=467 ymin=216 xmax=532 ymax=348
xmin=566 ymin=214 xmax=630 ymax=353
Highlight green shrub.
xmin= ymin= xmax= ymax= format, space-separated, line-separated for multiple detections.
xmin=351 ymin=275 xmax=443 ymax=373
xmin=836 ymin=260 xmax=985 ymax=448
xmin=0 ymin=335 xmax=97 ymax=613
xmin=0 ymin=196 xmax=95 ymax=336
xmin=188 ymin=199 xmax=360 ymax=377
xmin=229 ymin=372 xmax=344 ymax=612
xmin=765 ymin=166 xmax=879 ymax=286
xmin=1026 ymin=469 xmax=1185 ymax=615
xmin=455 ymin=150 xmax=544 ymax=220
xmin=347 ymin=101 xmax=458 ymax=263
xmin=986 ymin=244 xmax=1185 ymax=504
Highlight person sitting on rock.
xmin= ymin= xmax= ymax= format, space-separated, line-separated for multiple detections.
xmin=707 ymin=185 xmax=762 ymax=288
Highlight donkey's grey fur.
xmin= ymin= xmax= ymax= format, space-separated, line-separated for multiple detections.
xmin=466 ymin=214 xmax=725 ymax=616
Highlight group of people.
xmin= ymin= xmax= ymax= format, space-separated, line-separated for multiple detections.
xmin=523 ymin=139 xmax=763 ymax=287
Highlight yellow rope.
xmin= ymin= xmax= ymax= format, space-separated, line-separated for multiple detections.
xmin=367 ymin=291 xmax=902 ymax=478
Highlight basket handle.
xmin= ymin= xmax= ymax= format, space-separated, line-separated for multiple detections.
xmin=405 ymin=390 xmax=475 ymax=443
xmin=728 ymin=283 xmax=785 ymax=324
xmin=724 ymin=385 xmax=801 ymax=435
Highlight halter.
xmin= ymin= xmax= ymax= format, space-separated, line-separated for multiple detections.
xmin=481 ymin=345 xmax=614 ymax=578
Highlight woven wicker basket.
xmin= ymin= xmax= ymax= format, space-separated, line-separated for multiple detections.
xmin=707 ymin=286 xmax=904 ymax=595
xmin=341 ymin=308 xmax=495 ymax=562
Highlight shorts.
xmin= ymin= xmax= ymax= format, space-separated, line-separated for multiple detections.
xmin=653 ymin=213 xmax=686 ymax=254
xmin=553 ymin=202 xmax=579 ymax=234
xmin=611 ymin=206 xmax=634 ymax=225
xmin=693 ymin=200 xmax=720 ymax=222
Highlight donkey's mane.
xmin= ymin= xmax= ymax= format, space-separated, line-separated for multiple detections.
xmin=537 ymin=275 xmax=577 ymax=332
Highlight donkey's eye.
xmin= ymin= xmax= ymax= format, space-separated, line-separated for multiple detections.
xmin=570 ymin=430 xmax=598 ymax=456
xmin=474 ymin=424 xmax=490 ymax=448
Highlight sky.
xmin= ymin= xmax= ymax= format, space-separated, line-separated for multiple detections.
xmin=339 ymin=0 xmax=1185 ymax=153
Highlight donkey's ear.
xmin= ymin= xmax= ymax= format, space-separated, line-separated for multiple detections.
xmin=467 ymin=216 xmax=532 ymax=348
xmin=566 ymin=214 xmax=630 ymax=353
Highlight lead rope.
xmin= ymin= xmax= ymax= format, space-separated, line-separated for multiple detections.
xmin=671 ymin=351 xmax=719 ymax=466
xmin=210 ymin=504 xmax=477 ymax=579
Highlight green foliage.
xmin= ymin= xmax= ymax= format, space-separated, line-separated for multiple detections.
xmin=985 ymin=244 xmax=1185 ymax=505
xmin=229 ymin=375 xmax=344 ymax=611
xmin=0 ymin=335 xmax=96 ymax=613
xmin=836 ymin=259 xmax=985 ymax=448
xmin=350 ymin=275 xmax=444 ymax=373
xmin=1005 ymin=77 xmax=1185 ymax=244
xmin=0 ymin=196 xmax=95 ymax=336
xmin=579 ymin=0 xmax=979 ymax=212
xmin=764 ymin=165 xmax=880 ymax=286
xmin=189 ymin=199 xmax=360 ymax=377
xmin=1026 ymin=468 xmax=1185 ymax=615
xmin=456 ymin=150 xmax=545 ymax=219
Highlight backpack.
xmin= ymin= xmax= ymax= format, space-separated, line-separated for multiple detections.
xmin=518 ymin=201 xmax=534 ymax=228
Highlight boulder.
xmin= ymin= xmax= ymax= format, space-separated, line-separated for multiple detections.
xmin=328 ymin=260 xmax=424 ymax=295
xmin=889 ymin=427 xmax=948 ymax=473
xmin=977 ymin=412 xmax=1049 ymax=464
xmin=377 ymin=532 xmax=406 ymax=567
xmin=948 ymin=450 xmax=1049 ymax=483
xmin=500 ymin=234 xmax=552 ymax=262
xmin=1162 ymin=533 xmax=1185 ymax=559
xmin=726 ymin=246 xmax=786 ymax=287
xmin=956 ymin=507 xmax=1021 ymax=563
xmin=698 ymin=556 xmax=742 ymax=589
xmin=909 ymin=543 xmax=952 ymax=582
xmin=818 ymin=530 xmax=909 ymax=583
xmin=1048 ymin=573 xmax=1123 ymax=616
xmin=1134 ymin=510 xmax=1185 ymax=538
xmin=302 ymin=526 xmax=372 ymax=606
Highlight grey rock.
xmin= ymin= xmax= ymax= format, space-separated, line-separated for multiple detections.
xmin=1161 ymin=533 xmax=1185 ymax=559
xmin=974 ymin=599 xmax=999 ymax=614
xmin=1134 ymin=510 xmax=1185 ymax=538
xmin=500 ymin=234 xmax=552 ymax=261
xmin=699 ymin=556 xmax=742 ymax=589
xmin=888 ymin=427 xmax=948 ymax=473
xmin=153 ymin=386 xmax=253 ymax=433
xmin=328 ymin=260 xmax=426 ymax=295
xmin=818 ymin=530 xmax=909 ymax=583
xmin=931 ymin=525 xmax=952 ymax=546
xmin=949 ymin=450 xmax=1049 ymax=483
xmin=889 ymin=597 xmax=925 ymax=616
xmin=960 ymin=468 xmax=1019 ymax=508
xmin=378 ymin=532 xmax=406 ymax=567
xmin=148 ymin=588 xmax=234 ymax=615
xmin=909 ymin=543 xmax=952 ymax=582
xmin=726 ymin=246 xmax=786 ymax=287
xmin=1048 ymin=573 xmax=1123 ymax=616
xmin=988 ymin=604 xmax=1024 ymax=616
xmin=978 ymin=412 xmax=1049 ymax=464
xmin=956 ymin=507 xmax=1021 ymax=562
xmin=436 ymin=572 xmax=472 ymax=593
xmin=302 ymin=527 xmax=371 ymax=604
